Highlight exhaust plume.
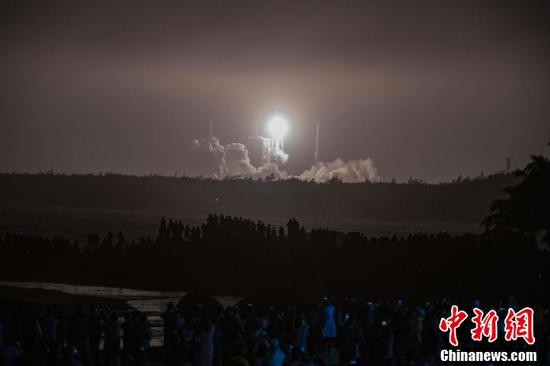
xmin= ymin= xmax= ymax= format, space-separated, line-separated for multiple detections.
xmin=299 ymin=158 xmax=380 ymax=183
xmin=258 ymin=136 xmax=289 ymax=165
xmin=190 ymin=136 xmax=226 ymax=179
xmin=189 ymin=124 xmax=380 ymax=183
xmin=190 ymin=134 xmax=288 ymax=180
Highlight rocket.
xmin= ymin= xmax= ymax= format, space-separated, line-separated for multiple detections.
xmin=314 ymin=123 xmax=319 ymax=164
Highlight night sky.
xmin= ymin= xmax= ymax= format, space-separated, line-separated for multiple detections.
xmin=1 ymin=0 xmax=549 ymax=182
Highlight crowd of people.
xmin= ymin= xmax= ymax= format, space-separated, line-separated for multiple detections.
xmin=0 ymin=210 xmax=549 ymax=366
xmin=0 ymin=304 xmax=151 ymax=366
xmin=1 ymin=214 xmax=547 ymax=300
xmin=1 ymin=294 xmax=549 ymax=366
xmin=161 ymin=296 xmax=549 ymax=366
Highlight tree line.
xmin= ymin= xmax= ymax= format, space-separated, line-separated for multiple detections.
xmin=0 ymin=172 xmax=517 ymax=222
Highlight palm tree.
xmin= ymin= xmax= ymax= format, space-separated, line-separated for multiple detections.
xmin=483 ymin=144 xmax=550 ymax=244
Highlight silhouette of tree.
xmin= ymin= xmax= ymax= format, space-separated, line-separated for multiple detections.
xmin=483 ymin=143 xmax=550 ymax=244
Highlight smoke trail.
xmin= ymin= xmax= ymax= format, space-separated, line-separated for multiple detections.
xmin=299 ymin=158 xmax=380 ymax=183
xmin=189 ymin=132 xmax=379 ymax=183
xmin=190 ymin=135 xmax=288 ymax=179
xmin=257 ymin=136 xmax=289 ymax=165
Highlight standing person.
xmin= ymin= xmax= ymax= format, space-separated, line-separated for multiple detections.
xmin=340 ymin=315 xmax=361 ymax=365
xmin=41 ymin=307 xmax=60 ymax=365
xmin=268 ymin=339 xmax=285 ymax=366
xmin=136 ymin=313 xmax=152 ymax=365
xmin=306 ymin=305 xmax=322 ymax=356
xmin=121 ymin=312 xmax=133 ymax=365
xmin=89 ymin=307 xmax=103 ymax=366
xmin=162 ymin=303 xmax=175 ymax=357
xmin=2 ymin=332 xmax=24 ymax=366
xmin=372 ymin=320 xmax=394 ymax=366
xmin=162 ymin=302 xmax=182 ymax=363
xmin=293 ymin=314 xmax=309 ymax=354
xmin=321 ymin=298 xmax=336 ymax=352
xmin=55 ymin=306 xmax=67 ymax=356
xmin=0 ymin=312 xmax=5 ymax=351
xmin=20 ymin=310 xmax=42 ymax=365
xmin=103 ymin=311 xmax=121 ymax=366
xmin=198 ymin=316 xmax=215 ymax=366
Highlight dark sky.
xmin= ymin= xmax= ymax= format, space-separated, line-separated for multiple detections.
xmin=1 ymin=0 xmax=549 ymax=182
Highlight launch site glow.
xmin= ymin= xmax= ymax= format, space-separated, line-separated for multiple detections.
xmin=267 ymin=116 xmax=289 ymax=139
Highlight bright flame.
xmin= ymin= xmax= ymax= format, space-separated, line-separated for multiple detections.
xmin=267 ymin=116 xmax=289 ymax=139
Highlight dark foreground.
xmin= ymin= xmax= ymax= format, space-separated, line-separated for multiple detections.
xmin=1 ymin=214 xmax=548 ymax=302
xmin=1 ymin=285 xmax=548 ymax=366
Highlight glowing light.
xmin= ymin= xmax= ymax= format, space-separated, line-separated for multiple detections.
xmin=267 ymin=116 xmax=289 ymax=139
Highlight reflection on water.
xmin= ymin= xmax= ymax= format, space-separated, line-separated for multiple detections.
xmin=0 ymin=281 xmax=241 ymax=347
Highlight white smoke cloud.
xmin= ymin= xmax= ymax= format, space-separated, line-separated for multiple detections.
xmin=190 ymin=136 xmax=288 ymax=180
xmin=224 ymin=143 xmax=256 ymax=177
xmin=299 ymin=158 xmax=380 ymax=183
xmin=271 ymin=145 xmax=289 ymax=165
xmin=189 ymin=133 xmax=379 ymax=183
xmin=257 ymin=136 xmax=289 ymax=165
xmin=190 ymin=136 xmax=226 ymax=179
